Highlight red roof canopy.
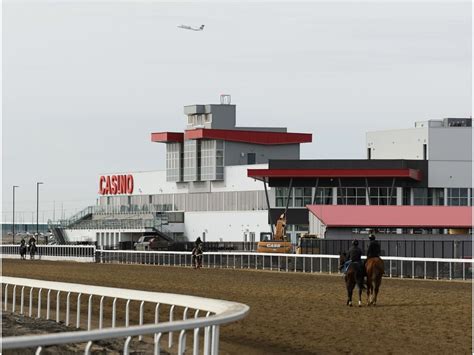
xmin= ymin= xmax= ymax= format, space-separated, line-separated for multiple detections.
xmin=307 ymin=205 xmax=473 ymax=228
xmin=248 ymin=168 xmax=422 ymax=181
xmin=151 ymin=132 xmax=184 ymax=143
xmin=185 ymin=128 xmax=312 ymax=145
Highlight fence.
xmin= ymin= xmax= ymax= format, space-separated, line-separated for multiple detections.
xmin=2 ymin=245 xmax=472 ymax=280
xmin=1 ymin=276 xmax=249 ymax=355
xmin=1 ymin=245 xmax=96 ymax=262
xmin=299 ymin=238 xmax=472 ymax=259
xmin=97 ymin=250 xmax=473 ymax=281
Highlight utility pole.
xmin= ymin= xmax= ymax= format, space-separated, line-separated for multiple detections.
xmin=12 ymin=185 xmax=19 ymax=243
xmin=36 ymin=182 xmax=44 ymax=242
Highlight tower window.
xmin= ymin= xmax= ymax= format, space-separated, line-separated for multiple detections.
xmin=247 ymin=153 xmax=256 ymax=165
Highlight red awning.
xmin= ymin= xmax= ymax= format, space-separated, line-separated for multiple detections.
xmin=151 ymin=132 xmax=184 ymax=143
xmin=307 ymin=205 xmax=473 ymax=228
xmin=248 ymin=168 xmax=422 ymax=181
xmin=184 ymin=128 xmax=312 ymax=145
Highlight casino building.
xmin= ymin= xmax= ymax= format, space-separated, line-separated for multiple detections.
xmin=58 ymin=96 xmax=312 ymax=246
xmin=57 ymin=99 xmax=472 ymax=247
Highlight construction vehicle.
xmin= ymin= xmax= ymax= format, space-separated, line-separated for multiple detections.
xmin=256 ymin=213 xmax=292 ymax=253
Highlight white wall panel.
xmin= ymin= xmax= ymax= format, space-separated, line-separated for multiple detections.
xmin=366 ymin=127 xmax=428 ymax=160
xmin=184 ymin=210 xmax=269 ymax=242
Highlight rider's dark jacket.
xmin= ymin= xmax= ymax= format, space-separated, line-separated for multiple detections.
xmin=367 ymin=241 xmax=381 ymax=259
xmin=348 ymin=245 xmax=362 ymax=263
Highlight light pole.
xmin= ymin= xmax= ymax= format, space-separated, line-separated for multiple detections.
xmin=12 ymin=185 xmax=19 ymax=244
xmin=36 ymin=182 xmax=44 ymax=242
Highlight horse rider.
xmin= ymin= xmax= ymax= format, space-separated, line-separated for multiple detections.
xmin=20 ymin=238 xmax=27 ymax=260
xmin=192 ymin=237 xmax=204 ymax=268
xmin=28 ymin=235 xmax=37 ymax=249
xmin=366 ymin=234 xmax=381 ymax=259
xmin=341 ymin=239 xmax=363 ymax=274
xmin=195 ymin=237 xmax=203 ymax=248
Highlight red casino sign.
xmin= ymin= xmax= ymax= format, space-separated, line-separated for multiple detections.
xmin=99 ymin=175 xmax=134 ymax=195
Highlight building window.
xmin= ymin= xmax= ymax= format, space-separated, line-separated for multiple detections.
xmin=183 ymin=140 xmax=199 ymax=181
xmin=200 ymin=140 xmax=224 ymax=181
xmin=413 ymin=188 xmax=428 ymax=205
xmin=166 ymin=142 xmax=183 ymax=182
xmin=447 ymin=188 xmax=469 ymax=206
xmin=294 ymin=188 xmax=312 ymax=207
xmin=338 ymin=187 xmax=366 ymax=205
xmin=314 ymin=187 xmax=332 ymax=205
xmin=402 ymin=188 xmax=411 ymax=205
xmin=247 ymin=153 xmax=256 ymax=165
xmin=275 ymin=187 xmax=293 ymax=208
xmin=428 ymin=188 xmax=444 ymax=206
xmin=369 ymin=187 xmax=396 ymax=205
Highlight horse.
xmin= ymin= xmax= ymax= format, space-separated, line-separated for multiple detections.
xmin=19 ymin=243 xmax=27 ymax=260
xmin=191 ymin=245 xmax=203 ymax=269
xmin=365 ymin=257 xmax=384 ymax=306
xmin=339 ymin=253 xmax=365 ymax=307
xmin=29 ymin=241 xmax=37 ymax=260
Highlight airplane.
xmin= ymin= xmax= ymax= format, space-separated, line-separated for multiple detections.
xmin=177 ymin=24 xmax=205 ymax=31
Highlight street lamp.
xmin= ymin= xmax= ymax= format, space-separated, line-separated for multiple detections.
xmin=36 ymin=182 xmax=44 ymax=242
xmin=12 ymin=185 xmax=19 ymax=244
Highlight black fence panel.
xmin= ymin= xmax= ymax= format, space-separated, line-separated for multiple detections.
xmin=298 ymin=239 xmax=471 ymax=258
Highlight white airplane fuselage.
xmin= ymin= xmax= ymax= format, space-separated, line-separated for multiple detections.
xmin=178 ymin=25 xmax=204 ymax=31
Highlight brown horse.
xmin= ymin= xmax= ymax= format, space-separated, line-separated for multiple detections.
xmin=365 ymin=257 xmax=384 ymax=306
xmin=339 ymin=253 xmax=364 ymax=307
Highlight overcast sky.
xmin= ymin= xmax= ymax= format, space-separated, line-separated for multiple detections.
xmin=2 ymin=1 xmax=472 ymax=223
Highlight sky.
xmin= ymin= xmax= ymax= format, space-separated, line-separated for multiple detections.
xmin=2 ymin=1 xmax=472 ymax=223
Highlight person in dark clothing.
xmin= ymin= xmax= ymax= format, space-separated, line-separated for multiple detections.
xmin=342 ymin=240 xmax=363 ymax=273
xmin=366 ymin=234 xmax=381 ymax=259
xmin=195 ymin=237 xmax=203 ymax=247
xmin=192 ymin=237 xmax=204 ymax=269
xmin=28 ymin=235 xmax=36 ymax=247
xmin=348 ymin=240 xmax=363 ymax=262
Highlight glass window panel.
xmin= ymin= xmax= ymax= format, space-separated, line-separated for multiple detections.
xmin=357 ymin=197 xmax=366 ymax=205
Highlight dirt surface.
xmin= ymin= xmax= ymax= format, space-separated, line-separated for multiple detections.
xmin=2 ymin=259 xmax=472 ymax=354
xmin=2 ymin=312 xmax=157 ymax=354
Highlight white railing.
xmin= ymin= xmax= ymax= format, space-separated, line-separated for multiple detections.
xmin=1 ymin=245 xmax=96 ymax=262
xmin=1 ymin=277 xmax=249 ymax=355
xmin=97 ymin=250 xmax=473 ymax=281
xmin=2 ymin=245 xmax=471 ymax=281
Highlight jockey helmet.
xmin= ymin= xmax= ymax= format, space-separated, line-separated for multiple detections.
xmin=352 ymin=239 xmax=359 ymax=246
xmin=369 ymin=234 xmax=376 ymax=241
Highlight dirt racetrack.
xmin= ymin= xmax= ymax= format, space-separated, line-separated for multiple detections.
xmin=2 ymin=259 xmax=471 ymax=354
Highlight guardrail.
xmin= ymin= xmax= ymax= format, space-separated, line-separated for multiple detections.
xmin=2 ymin=245 xmax=471 ymax=281
xmin=1 ymin=277 xmax=249 ymax=355
xmin=97 ymin=250 xmax=473 ymax=281
xmin=1 ymin=245 xmax=96 ymax=262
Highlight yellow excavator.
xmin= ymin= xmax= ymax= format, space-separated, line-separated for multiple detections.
xmin=256 ymin=213 xmax=292 ymax=253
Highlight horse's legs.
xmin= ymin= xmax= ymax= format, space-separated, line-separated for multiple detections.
xmin=373 ymin=276 xmax=382 ymax=306
xmin=366 ymin=272 xmax=372 ymax=306
xmin=346 ymin=277 xmax=354 ymax=306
